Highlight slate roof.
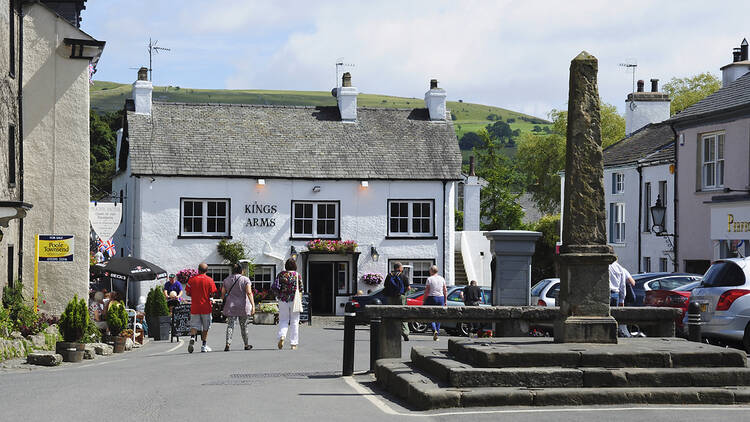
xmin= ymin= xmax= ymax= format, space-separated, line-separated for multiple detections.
xmin=668 ymin=71 xmax=750 ymax=123
xmin=125 ymin=102 xmax=462 ymax=180
xmin=603 ymin=123 xmax=675 ymax=167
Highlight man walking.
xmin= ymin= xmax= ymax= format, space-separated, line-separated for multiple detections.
xmin=383 ymin=262 xmax=410 ymax=341
xmin=185 ymin=263 xmax=217 ymax=353
xmin=462 ymin=280 xmax=482 ymax=335
xmin=609 ymin=258 xmax=636 ymax=337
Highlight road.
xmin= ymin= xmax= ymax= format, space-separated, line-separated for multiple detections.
xmin=1 ymin=321 xmax=749 ymax=421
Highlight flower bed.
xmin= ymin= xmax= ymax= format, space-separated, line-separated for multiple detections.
xmin=306 ymin=239 xmax=357 ymax=253
xmin=362 ymin=273 xmax=384 ymax=286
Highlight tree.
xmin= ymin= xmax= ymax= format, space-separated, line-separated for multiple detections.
xmin=474 ymin=130 xmax=525 ymax=230
xmin=458 ymin=132 xmax=482 ymax=150
xmin=485 ymin=120 xmax=514 ymax=143
xmin=90 ymin=110 xmax=124 ymax=200
xmin=663 ymin=72 xmax=721 ymax=115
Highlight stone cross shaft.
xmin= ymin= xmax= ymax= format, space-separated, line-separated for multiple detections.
xmin=555 ymin=51 xmax=617 ymax=344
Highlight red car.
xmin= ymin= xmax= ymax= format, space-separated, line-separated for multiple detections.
xmin=644 ymin=280 xmax=701 ymax=333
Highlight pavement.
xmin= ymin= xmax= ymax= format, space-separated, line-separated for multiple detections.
xmin=1 ymin=321 xmax=749 ymax=421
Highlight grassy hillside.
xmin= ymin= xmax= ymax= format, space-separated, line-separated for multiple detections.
xmin=90 ymin=81 xmax=550 ymax=148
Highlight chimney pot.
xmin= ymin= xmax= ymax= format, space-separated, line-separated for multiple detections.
xmin=469 ymin=156 xmax=475 ymax=176
xmin=137 ymin=67 xmax=148 ymax=81
xmin=430 ymin=79 xmax=439 ymax=89
xmin=637 ymin=80 xmax=644 ymax=92
xmin=650 ymin=78 xmax=659 ymax=93
xmin=741 ymin=38 xmax=749 ymax=61
xmin=734 ymin=48 xmax=742 ymax=63
xmin=342 ymin=72 xmax=352 ymax=87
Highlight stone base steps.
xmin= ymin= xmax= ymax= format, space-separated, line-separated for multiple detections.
xmin=375 ymin=358 xmax=750 ymax=410
xmin=412 ymin=347 xmax=750 ymax=388
xmin=448 ymin=338 xmax=748 ymax=368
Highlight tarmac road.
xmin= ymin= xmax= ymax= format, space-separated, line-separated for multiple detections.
xmin=1 ymin=322 xmax=749 ymax=421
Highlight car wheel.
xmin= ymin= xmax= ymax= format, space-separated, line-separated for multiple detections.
xmin=743 ymin=323 xmax=750 ymax=354
xmin=409 ymin=322 xmax=427 ymax=333
xmin=458 ymin=323 xmax=470 ymax=337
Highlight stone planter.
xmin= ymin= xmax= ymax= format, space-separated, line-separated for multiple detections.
xmin=253 ymin=312 xmax=277 ymax=325
xmin=55 ymin=341 xmax=84 ymax=362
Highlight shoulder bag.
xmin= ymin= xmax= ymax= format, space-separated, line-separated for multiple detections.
xmin=292 ymin=273 xmax=303 ymax=313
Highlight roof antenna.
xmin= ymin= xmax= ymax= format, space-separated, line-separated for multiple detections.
xmin=147 ymin=38 xmax=171 ymax=82
xmin=619 ymin=59 xmax=638 ymax=110
xmin=335 ymin=57 xmax=355 ymax=88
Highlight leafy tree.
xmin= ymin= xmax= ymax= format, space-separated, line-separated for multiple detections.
xmin=474 ymin=130 xmax=524 ymax=230
xmin=458 ymin=132 xmax=482 ymax=150
xmin=532 ymin=125 xmax=542 ymax=132
xmin=90 ymin=110 xmax=123 ymax=200
xmin=529 ymin=214 xmax=560 ymax=282
xmin=663 ymin=72 xmax=721 ymax=116
xmin=485 ymin=120 xmax=514 ymax=142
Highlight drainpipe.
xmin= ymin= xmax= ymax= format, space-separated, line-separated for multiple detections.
xmin=637 ymin=165 xmax=642 ymax=273
xmin=670 ymin=125 xmax=679 ymax=272
xmin=17 ymin=1 xmax=25 ymax=282
xmin=442 ymin=180 xmax=447 ymax=278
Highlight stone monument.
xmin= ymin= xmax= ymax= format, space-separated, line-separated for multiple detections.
xmin=554 ymin=51 xmax=618 ymax=343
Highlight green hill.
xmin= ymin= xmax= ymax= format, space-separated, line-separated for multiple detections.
xmin=90 ymin=81 xmax=550 ymax=147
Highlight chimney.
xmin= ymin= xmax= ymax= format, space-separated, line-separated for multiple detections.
xmin=721 ymin=38 xmax=750 ymax=87
xmin=625 ymin=76 xmax=670 ymax=136
xmin=336 ymin=72 xmax=358 ymax=122
xmin=132 ymin=66 xmax=152 ymax=115
xmin=650 ymin=79 xmax=659 ymax=93
xmin=469 ymin=156 xmax=476 ymax=176
xmin=424 ymin=79 xmax=447 ymax=121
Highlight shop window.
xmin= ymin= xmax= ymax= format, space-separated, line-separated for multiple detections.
xmin=701 ymin=132 xmax=725 ymax=189
xmin=389 ymin=259 xmax=434 ymax=285
xmin=291 ymin=201 xmax=339 ymax=238
xmin=609 ymin=203 xmax=625 ymax=243
xmin=387 ymin=200 xmax=434 ymax=237
xmin=180 ymin=198 xmax=230 ymax=237
xmin=252 ymin=265 xmax=276 ymax=293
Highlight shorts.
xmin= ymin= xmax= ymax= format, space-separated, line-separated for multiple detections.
xmin=190 ymin=313 xmax=212 ymax=331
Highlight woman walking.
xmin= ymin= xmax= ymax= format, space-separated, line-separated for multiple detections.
xmin=222 ymin=263 xmax=255 ymax=351
xmin=271 ymin=258 xmax=304 ymax=350
xmin=423 ymin=265 xmax=448 ymax=341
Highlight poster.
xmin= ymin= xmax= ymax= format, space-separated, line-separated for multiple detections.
xmin=38 ymin=235 xmax=74 ymax=262
xmin=89 ymin=202 xmax=122 ymax=241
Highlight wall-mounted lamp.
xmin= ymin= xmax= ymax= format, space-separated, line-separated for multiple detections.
xmin=650 ymin=194 xmax=673 ymax=237
xmin=360 ymin=180 xmax=369 ymax=188
xmin=370 ymin=246 xmax=379 ymax=262
xmin=312 ymin=186 xmax=321 ymax=193
xmin=290 ymin=245 xmax=298 ymax=260
xmin=257 ymin=179 xmax=266 ymax=186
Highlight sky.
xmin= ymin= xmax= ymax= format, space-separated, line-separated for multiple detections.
xmin=82 ymin=0 xmax=750 ymax=119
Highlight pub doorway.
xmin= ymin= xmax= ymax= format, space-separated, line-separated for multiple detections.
xmin=308 ymin=261 xmax=349 ymax=315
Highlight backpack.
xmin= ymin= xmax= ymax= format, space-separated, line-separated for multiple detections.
xmin=383 ymin=273 xmax=403 ymax=296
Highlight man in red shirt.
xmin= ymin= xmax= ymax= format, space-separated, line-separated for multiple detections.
xmin=185 ymin=263 xmax=217 ymax=353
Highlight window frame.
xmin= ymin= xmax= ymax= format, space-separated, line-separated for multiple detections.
xmin=386 ymin=199 xmax=436 ymax=238
xmin=388 ymin=259 xmax=435 ymax=285
xmin=178 ymin=198 xmax=231 ymax=238
xmin=701 ymin=132 xmax=725 ymax=190
xmin=252 ymin=264 xmax=276 ymax=293
xmin=206 ymin=264 xmax=232 ymax=297
xmin=643 ymin=257 xmax=651 ymax=273
xmin=659 ymin=257 xmax=668 ymax=272
xmin=609 ymin=202 xmax=625 ymax=244
xmin=290 ymin=200 xmax=340 ymax=240
xmin=612 ymin=172 xmax=625 ymax=194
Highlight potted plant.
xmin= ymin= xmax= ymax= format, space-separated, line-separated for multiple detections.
xmin=145 ymin=287 xmax=171 ymax=340
xmin=253 ymin=302 xmax=278 ymax=325
xmin=57 ymin=295 xmax=88 ymax=362
xmin=106 ymin=303 xmax=128 ymax=353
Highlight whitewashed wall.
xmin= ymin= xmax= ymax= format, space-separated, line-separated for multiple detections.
xmin=640 ymin=163 xmax=675 ymax=272
xmin=625 ymin=100 xmax=670 ymax=137
xmin=603 ymin=165 xmax=639 ymax=272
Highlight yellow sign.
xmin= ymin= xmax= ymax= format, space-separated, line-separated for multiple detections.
xmin=38 ymin=235 xmax=75 ymax=262
xmin=727 ymin=214 xmax=750 ymax=234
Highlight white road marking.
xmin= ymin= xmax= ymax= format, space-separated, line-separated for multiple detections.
xmin=343 ymin=376 xmax=750 ymax=417
xmin=166 ymin=340 xmax=184 ymax=353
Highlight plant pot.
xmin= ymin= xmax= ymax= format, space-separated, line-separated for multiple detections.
xmin=102 ymin=334 xmax=116 ymax=346
xmin=149 ymin=315 xmax=172 ymax=341
xmin=146 ymin=316 xmax=155 ymax=338
xmin=55 ymin=341 xmax=84 ymax=362
xmin=113 ymin=336 xmax=127 ymax=353
xmin=253 ymin=312 xmax=277 ymax=325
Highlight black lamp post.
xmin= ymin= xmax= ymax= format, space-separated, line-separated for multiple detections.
xmin=650 ymin=194 xmax=672 ymax=237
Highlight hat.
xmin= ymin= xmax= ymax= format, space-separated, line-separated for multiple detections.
xmin=169 ymin=273 xmax=176 ymax=278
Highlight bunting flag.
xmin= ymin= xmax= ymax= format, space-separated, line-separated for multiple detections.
xmin=104 ymin=240 xmax=116 ymax=257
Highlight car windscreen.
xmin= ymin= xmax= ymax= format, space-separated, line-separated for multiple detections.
xmin=547 ymin=283 xmax=560 ymax=299
xmin=652 ymin=277 xmax=694 ymax=291
xmin=675 ymin=281 xmax=700 ymax=291
xmin=531 ymin=279 xmax=553 ymax=296
xmin=701 ymin=262 xmax=746 ymax=287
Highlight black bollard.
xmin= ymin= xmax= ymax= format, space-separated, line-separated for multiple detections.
xmin=370 ymin=298 xmax=382 ymax=373
xmin=342 ymin=302 xmax=356 ymax=376
xmin=687 ymin=301 xmax=702 ymax=342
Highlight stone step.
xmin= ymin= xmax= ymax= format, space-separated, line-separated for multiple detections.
xmin=448 ymin=338 xmax=748 ymax=369
xmin=375 ymin=358 xmax=750 ymax=410
xmin=411 ymin=347 xmax=750 ymax=389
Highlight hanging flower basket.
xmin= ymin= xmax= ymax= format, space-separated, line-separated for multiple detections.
xmin=362 ymin=273 xmax=384 ymax=286
xmin=176 ymin=268 xmax=198 ymax=285
xmin=306 ymin=239 xmax=358 ymax=253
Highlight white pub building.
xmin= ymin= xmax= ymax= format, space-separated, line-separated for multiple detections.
xmin=112 ymin=70 xmax=462 ymax=315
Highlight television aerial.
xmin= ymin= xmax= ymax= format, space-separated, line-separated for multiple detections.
xmin=619 ymin=59 xmax=638 ymax=110
xmin=147 ymin=38 xmax=171 ymax=82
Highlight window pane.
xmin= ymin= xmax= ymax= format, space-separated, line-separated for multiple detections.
xmin=193 ymin=217 xmax=202 ymax=233
xmin=317 ymin=204 xmax=327 ymax=218
xmin=413 ymin=203 xmax=422 ymax=218
xmin=207 ymin=218 xmax=216 ymax=232
xmin=390 ymin=219 xmax=399 ymax=233
xmin=317 ymin=220 xmax=325 ymax=234
xmin=326 ymin=220 xmax=335 ymax=234
xmin=304 ymin=204 xmax=312 ymax=218
xmin=294 ymin=220 xmax=304 ymax=234
xmin=194 ymin=202 xmax=203 ymax=216
xmin=217 ymin=201 xmax=226 ymax=216
xmin=399 ymin=219 xmax=408 ymax=233
xmin=303 ymin=220 xmax=312 ymax=234
xmin=327 ymin=204 xmax=335 ymax=217
xmin=718 ymin=135 xmax=724 ymax=159
xmin=216 ymin=219 xmax=226 ymax=233
xmin=390 ymin=202 xmax=400 ymax=217
xmin=184 ymin=201 xmax=193 ymax=216
xmin=208 ymin=201 xmax=216 ymax=216
xmin=184 ymin=219 xmax=192 ymax=233
xmin=718 ymin=161 xmax=724 ymax=186
xmin=295 ymin=203 xmax=304 ymax=217
xmin=400 ymin=203 xmax=408 ymax=216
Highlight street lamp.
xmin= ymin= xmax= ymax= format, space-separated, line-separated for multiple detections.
xmin=650 ymin=194 xmax=672 ymax=237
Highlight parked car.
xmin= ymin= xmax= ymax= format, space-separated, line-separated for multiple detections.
xmin=531 ymin=278 xmax=560 ymax=306
xmin=645 ymin=280 xmax=701 ymax=334
xmin=631 ymin=273 xmax=702 ymax=305
xmin=407 ymin=285 xmax=492 ymax=336
xmin=687 ymin=258 xmax=750 ymax=352
xmin=350 ymin=284 xmax=425 ymax=323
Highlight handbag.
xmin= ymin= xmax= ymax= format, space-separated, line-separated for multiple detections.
xmin=292 ymin=274 xmax=303 ymax=313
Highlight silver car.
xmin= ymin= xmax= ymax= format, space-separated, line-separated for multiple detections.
xmin=689 ymin=258 xmax=750 ymax=352
xmin=531 ymin=278 xmax=560 ymax=307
